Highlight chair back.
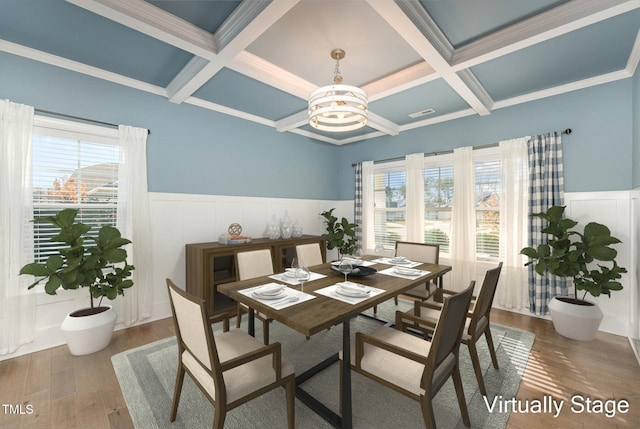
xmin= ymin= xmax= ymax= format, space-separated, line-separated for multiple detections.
xmin=395 ymin=241 xmax=439 ymax=264
xmin=423 ymin=281 xmax=474 ymax=391
xmin=468 ymin=262 xmax=503 ymax=338
xmin=166 ymin=279 xmax=218 ymax=372
xmin=236 ymin=249 xmax=275 ymax=280
xmin=295 ymin=243 xmax=324 ymax=266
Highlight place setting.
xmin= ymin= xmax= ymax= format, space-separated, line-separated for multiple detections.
xmin=378 ymin=265 xmax=431 ymax=280
xmin=270 ymin=258 xmax=327 ymax=286
xmin=238 ymin=282 xmax=315 ymax=309
xmin=316 ymin=258 xmax=384 ymax=304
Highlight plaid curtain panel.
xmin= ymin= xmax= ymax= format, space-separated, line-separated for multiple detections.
xmin=527 ymin=132 xmax=568 ymax=314
xmin=354 ymin=162 xmax=363 ymax=245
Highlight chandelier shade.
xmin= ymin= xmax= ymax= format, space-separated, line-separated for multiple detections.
xmin=308 ymin=49 xmax=368 ymax=132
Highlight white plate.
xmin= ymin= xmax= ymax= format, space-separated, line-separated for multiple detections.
xmin=253 ymin=290 xmax=287 ymax=300
xmin=336 ymin=286 xmax=370 ymax=298
xmin=389 ymin=257 xmax=411 ymax=264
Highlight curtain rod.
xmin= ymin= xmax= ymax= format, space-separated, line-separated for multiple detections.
xmin=34 ymin=108 xmax=151 ymax=135
xmin=351 ymin=128 xmax=572 ymax=167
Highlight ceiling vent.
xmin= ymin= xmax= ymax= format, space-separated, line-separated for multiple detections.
xmin=409 ymin=108 xmax=435 ymax=119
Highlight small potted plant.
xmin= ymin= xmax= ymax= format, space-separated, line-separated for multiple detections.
xmin=320 ymin=208 xmax=358 ymax=259
xmin=520 ymin=205 xmax=626 ymax=341
xmin=20 ymin=208 xmax=134 ymax=355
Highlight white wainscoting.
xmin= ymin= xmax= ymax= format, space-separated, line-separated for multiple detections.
xmin=1 ymin=193 xmax=351 ymax=361
xmin=4 ymin=190 xmax=637 ymax=361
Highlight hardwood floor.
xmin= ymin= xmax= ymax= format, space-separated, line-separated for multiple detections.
xmin=1 ymin=309 xmax=638 ymax=428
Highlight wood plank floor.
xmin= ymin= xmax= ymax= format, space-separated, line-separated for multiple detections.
xmin=1 ymin=309 xmax=638 ymax=428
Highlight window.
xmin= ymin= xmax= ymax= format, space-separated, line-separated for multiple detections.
xmin=475 ymin=155 xmax=500 ymax=259
xmin=373 ymin=163 xmax=406 ymax=250
xmin=423 ymin=162 xmax=453 ymax=252
xmin=369 ymin=147 xmax=502 ymax=261
xmin=31 ymin=117 xmax=120 ymax=263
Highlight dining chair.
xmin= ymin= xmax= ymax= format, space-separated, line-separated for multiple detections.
xmin=235 ymin=249 xmax=275 ymax=344
xmin=341 ymin=282 xmax=475 ymax=429
xmin=397 ymin=263 xmax=503 ymax=396
xmin=295 ymin=242 xmax=324 ymax=267
xmin=374 ymin=241 xmax=439 ymax=313
xmin=395 ymin=241 xmax=440 ymax=302
xmin=166 ymin=279 xmax=295 ymax=429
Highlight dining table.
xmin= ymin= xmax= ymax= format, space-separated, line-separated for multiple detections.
xmin=217 ymin=255 xmax=452 ymax=429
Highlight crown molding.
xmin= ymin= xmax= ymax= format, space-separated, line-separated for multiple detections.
xmin=0 ymin=39 xmax=166 ymax=96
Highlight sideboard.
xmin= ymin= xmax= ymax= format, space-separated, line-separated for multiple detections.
xmin=185 ymin=235 xmax=326 ymax=319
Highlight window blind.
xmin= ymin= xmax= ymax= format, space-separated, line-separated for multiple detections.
xmin=31 ymin=125 xmax=120 ymax=263
xmin=373 ymin=166 xmax=406 ymax=249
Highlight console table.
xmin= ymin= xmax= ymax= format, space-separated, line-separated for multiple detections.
xmin=185 ymin=235 xmax=326 ymax=319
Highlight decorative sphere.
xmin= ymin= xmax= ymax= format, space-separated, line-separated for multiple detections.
xmin=228 ymin=223 xmax=242 ymax=237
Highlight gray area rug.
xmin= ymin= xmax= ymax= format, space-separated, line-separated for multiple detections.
xmin=112 ymin=300 xmax=534 ymax=428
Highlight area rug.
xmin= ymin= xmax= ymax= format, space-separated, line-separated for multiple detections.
xmin=112 ymin=301 xmax=534 ymax=428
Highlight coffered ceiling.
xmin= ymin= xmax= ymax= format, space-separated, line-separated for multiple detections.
xmin=1 ymin=0 xmax=639 ymax=145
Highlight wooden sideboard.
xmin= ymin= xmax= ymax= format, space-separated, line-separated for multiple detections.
xmin=185 ymin=235 xmax=326 ymax=319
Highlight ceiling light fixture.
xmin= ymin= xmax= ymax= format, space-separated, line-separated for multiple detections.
xmin=308 ymin=49 xmax=368 ymax=132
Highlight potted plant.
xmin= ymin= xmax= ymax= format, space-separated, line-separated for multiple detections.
xmin=520 ymin=205 xmax=626 ymax=341
xmin=20 ymin=208 xmax=134 ymax=355
xmin=320 ymin=208 xmax=358 ymax=259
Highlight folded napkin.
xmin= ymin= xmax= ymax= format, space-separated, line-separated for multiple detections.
xmin=337 ymin=282 xmax=369 ymax=294
xmin=394 ymin=266 xmax=420 ymax=276
xmin=254 ymin=283 xmax=285 ymax=295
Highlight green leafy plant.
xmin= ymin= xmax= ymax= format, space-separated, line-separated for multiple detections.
xmin=20 ymin=208 xmax=135 ymax=312
xmin=320 ymin=208 xmax=358 ymax=257
xmin=520 ymin=205 xmax=626 ymax=302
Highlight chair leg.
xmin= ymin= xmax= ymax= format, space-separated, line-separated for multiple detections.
xmin=485 ymin=327 xmax=499 ymax=369
xmin=170 ymin=365 xmax=185 ymax=422
xmin=467 ymin=341 xmax=488 ymax=397
xmin=263 ymin=320 xmax=271 ymax=345
xmin=236 ymin=303 xmax=243 ymax=329
xmin=212 ymin=407 xmax=226 ymax=429
xmin=452 ymin=364 xmax=471 ymax=427
xmin=285 ymin=377 xmax=295 ymax=429
xmin=419 ymin=396 xmax=437 ymax=429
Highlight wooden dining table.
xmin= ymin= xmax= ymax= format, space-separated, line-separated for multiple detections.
xmin=217 ymin=255 xmax=452 ymax=429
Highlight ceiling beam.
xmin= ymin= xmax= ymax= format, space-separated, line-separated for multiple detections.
xmin=66 ymin=0 xmax=217 ymax=59
xmin=167 ymin=0 xmax=301 ymax=104
xmin=368 ymin=0 xmax=493 ymax=115
xmin=451 ymin=0 xmax=640 ymax=70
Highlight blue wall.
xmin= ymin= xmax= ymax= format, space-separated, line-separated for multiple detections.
xmin=0 ymin=52 xmax=340 ymax=200
xmin=1 ymin=52 xmax=635 ymax=201
xmin=336 ymin=79 xmax=634 ymax=200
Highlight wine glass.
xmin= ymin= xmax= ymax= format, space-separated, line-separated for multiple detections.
xmin=337 ymin=258 xmax=353 ymax=284
xmin=297 ymin=265 xmax=310 ymax=293
xmin=374 ymin=244 xmax=385 ymax=257
xmin=353 ymin=245 xmax=363 ymax=259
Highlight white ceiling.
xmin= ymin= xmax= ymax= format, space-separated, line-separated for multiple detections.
xmin=1 ymin=0 xmax=639 ymax=145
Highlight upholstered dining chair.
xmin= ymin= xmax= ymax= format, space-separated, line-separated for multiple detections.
xmin=295 ymin=242 xmax=324 ymax=267
xmin=166 ymin=279 xmax=295 ymax=429
xmin=397 ymin=263 xmax=503 ymax=396
xmin=235 ymin=249 xmax=275 ymax=344
xmin=374 ymin=241 xmax=440 ymax=313
xmin=395 ymin=241 xmax=440 ymax=302
xmin=341 ymin=282 xmax=475 ymax=429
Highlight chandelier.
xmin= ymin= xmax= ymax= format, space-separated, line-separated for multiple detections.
xmin=308 ymin=49 xmax=368 ymax=132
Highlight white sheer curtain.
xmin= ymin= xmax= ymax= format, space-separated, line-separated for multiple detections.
xmin=450 ymin=146 xmax=476 ymax=291
xmin=497 ymin=138 xmax=530 ymax=309
xmin=115 ymin=125 xmax=153 ymax=326
xmin=360 ymin=161 xmax=375 ymax=253
xmin=405 ymin=153 xmax=425 ymax=242
xmin=0 ymin=100 xmax=36 ymax=355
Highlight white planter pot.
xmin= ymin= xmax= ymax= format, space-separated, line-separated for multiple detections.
xmin=61 ymin=306 xmax=117 ymax=355
xmin=548 ymin=296 xmax=603 ymax=341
